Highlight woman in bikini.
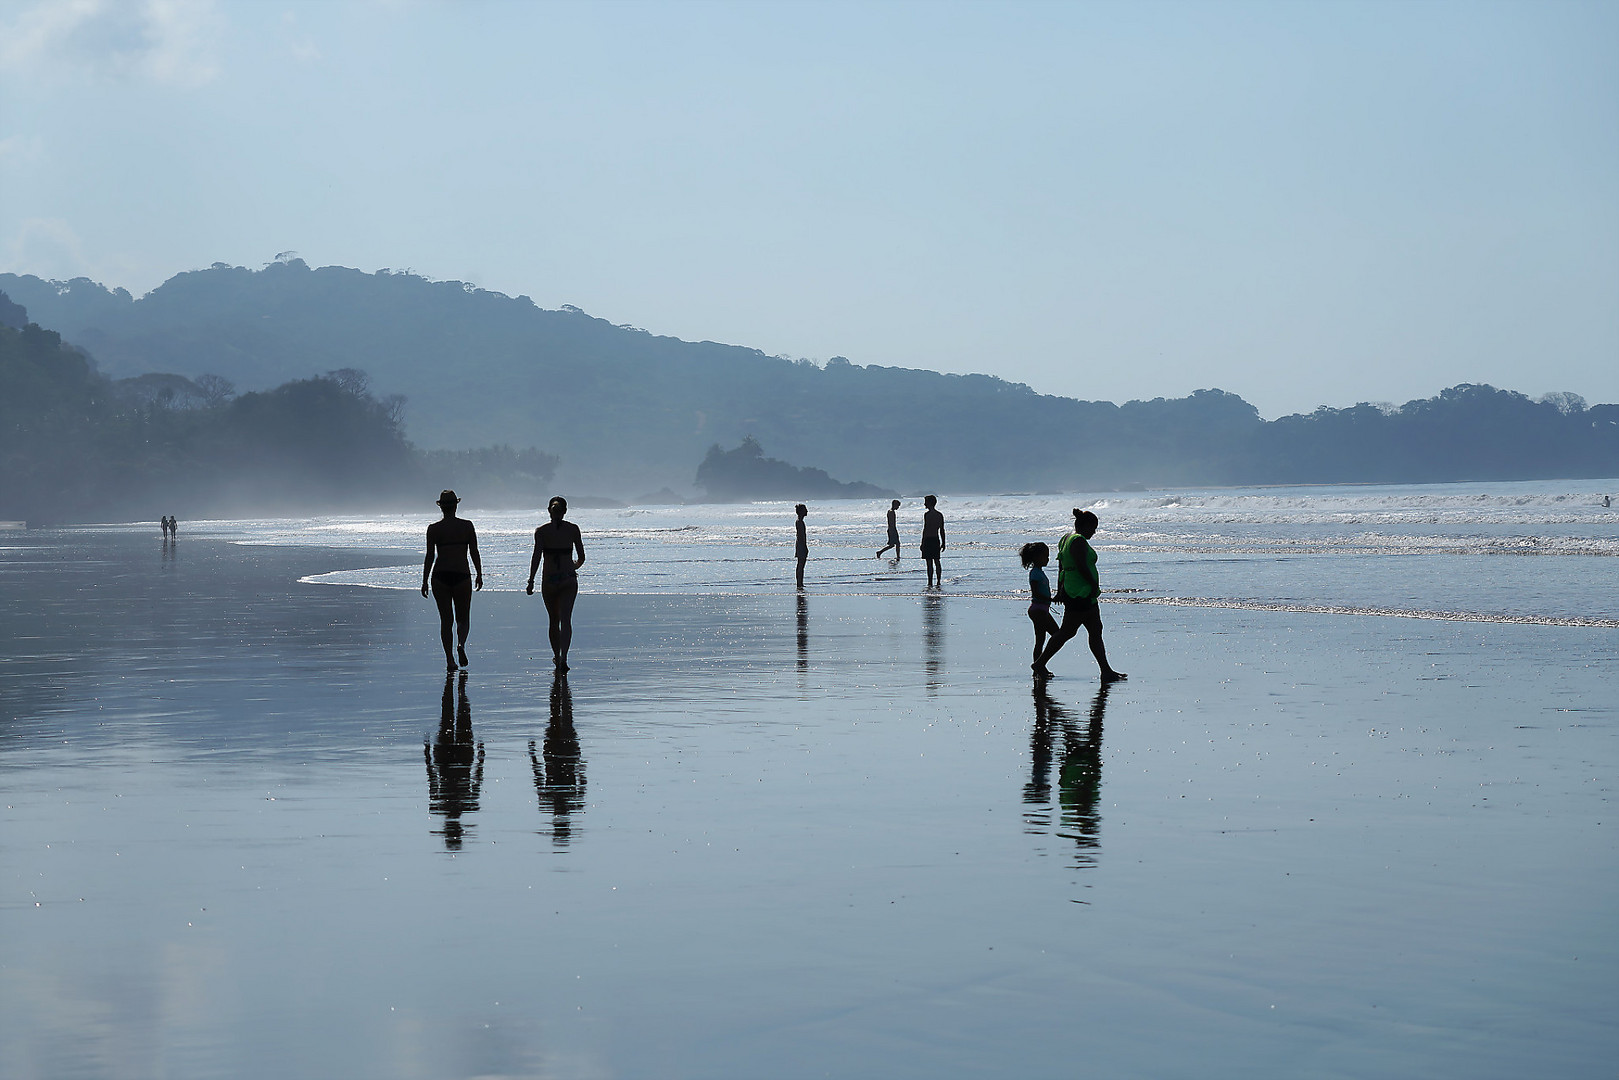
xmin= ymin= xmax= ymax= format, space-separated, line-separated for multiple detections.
xmin=422 ymin=490 xmax=483 ymax=671
xmin=527 ymin=496 xmax=586 ymax=670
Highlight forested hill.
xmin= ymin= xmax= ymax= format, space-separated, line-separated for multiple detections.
xmin=4 ymin=261 xmax=1614 ymax=494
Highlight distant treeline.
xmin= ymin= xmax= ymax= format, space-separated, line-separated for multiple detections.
xmin=2 ymin=262 xmax=1615 ymax=496
xmin=0 ymin=306 xmax=557 ymax=525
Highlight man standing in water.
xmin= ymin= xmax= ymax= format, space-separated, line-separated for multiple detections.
xmin=1036 ymin=509 xmax=1126 ymax=682
xmin=920 ymin=495 xmax=946 ymax=587
xmin=422 ymin=489 xmax=483 ymax=671
xmin=876 ymin=499 xmax=902 ymax=558
xmin=794 ymin=503 xmax=809 ymax=589
xmin=527 ymin=496 xmax=585 ymax=671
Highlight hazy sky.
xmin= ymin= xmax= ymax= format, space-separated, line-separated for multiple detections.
xmin=1 ymin=0 xmax=1614 ymax=417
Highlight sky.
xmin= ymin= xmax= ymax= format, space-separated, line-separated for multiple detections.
xmin=0 ymin=0 xmax=1614 ymax=418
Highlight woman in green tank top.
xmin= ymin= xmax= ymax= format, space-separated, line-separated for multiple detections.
xmin=1037 ymin=509 xmax=1126 ymax=682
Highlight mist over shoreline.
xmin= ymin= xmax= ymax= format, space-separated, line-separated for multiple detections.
xmin=2 ymin=261 xmax=1614 ymax=523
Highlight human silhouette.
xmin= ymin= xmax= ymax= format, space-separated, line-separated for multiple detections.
xmin=1021 ymin=541 xmax=1060 ymax=676
xmin=1026 ymin=681 xmax=1110 ymax=868
xmin=527 ymin=496 xmax=585 ymax=670
xmin=159 ymin=516 xmax=170 ymax=539
xmin=425 ymin=672 xmax=484 ymax=850
xmin=794 ymin=503 xmax=809 ymax=589
xmin=921 ymin=495 xmax=945 ymax=587
xmin=1037 ymin=510 xmax=1126 ymax=682
xmin=422 ymin=490 xmax=482 ymax=671
xmin=529 ymin=671 xmax=586 ymax=847
xmin=876 ymin=499 xmax=902 ymax=558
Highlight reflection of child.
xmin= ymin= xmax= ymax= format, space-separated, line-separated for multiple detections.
xmin=1021 ymin=542 xmax=1060 ymax=676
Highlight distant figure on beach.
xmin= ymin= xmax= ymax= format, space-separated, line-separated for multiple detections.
xmin=794 ymin=503 xmax=809 ymax=589
xmin=1021 ymin=542 xmax=1061 ymax=672
xmin=163 ymin=515 xmax=177 ymax=538
xmin=529 ymin=671 xmax=586 ymax=847
xmin=159 ymin=517 xmax=168 ymax=539
xmin=527 ymin=496 xmax=585 ymax=670
xmin=921 ymin=495 xmax=945 ymax=587
xmin=1605 ymin=495 xmax=1612 ymax=508
xmin=1036 ymin=509 xmax=1126 ymax=682
xmin=426 ymin=672 xmax=484 ymax=850
xmin=877 ymin=499 xmax=902 ymax=558
xmin=422 ymin=489 xmax=483 ymax=672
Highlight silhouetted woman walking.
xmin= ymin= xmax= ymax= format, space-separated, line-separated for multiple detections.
xmin=1037 ymin=509 xmax=1126 ymax=682
xmin=422 ymin=489 xmax=483 ymax=671
xmin=528 ymin=496 xmax=585 ymax=670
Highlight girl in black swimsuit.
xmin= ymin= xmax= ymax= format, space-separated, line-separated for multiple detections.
xmin=422 ymin=490 xmax=483 ymax=671
xmin=527 ymin=496 xmax=586 ymax=670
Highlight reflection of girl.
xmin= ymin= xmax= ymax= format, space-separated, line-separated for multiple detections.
xmin=1021 ymin=542 xmax=1060 ymax=676
xmin=527 ymin=496 xmax=585 ymax=670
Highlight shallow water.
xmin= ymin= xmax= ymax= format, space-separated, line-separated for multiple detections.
xmin=2 ymin=482 xmax=1616 ymax=1078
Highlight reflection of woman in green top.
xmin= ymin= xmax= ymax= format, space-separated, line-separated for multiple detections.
xmin=1037 ymin=509 xmax=1126 ymax=682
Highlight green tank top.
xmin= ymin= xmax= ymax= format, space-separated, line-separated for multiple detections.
xmin=1057 ymin=532 xmax=1098 ymax=601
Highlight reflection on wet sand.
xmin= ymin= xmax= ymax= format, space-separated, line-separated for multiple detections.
xmin=1025 ymin=681 xmax=1109 ymax=868
xmin=530 ymin=671 xmax=586 ymax=847
xmin=796 ymin=593 xmax=808 ymax=678
xmin=922 ymin=593 xmax=943 ymax=694
xmin=425 ymin=672 xmax=484 ymax=850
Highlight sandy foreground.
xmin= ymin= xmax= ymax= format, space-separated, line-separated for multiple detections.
xmin=1 ymin=532 xmax=1614 ymax=1079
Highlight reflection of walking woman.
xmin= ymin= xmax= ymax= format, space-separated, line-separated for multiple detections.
xmin=529 ymin=671 xmax=586 ymax=847
xmin=422 ymin=490 xmax=482 ymax=671
xmin=1037 ymin=509 xmax=1126 ymax=682
xmin=425 ymin=672 xmax=484 ymax=850
xmin=528 ymin=496 xmax=585 ymax=671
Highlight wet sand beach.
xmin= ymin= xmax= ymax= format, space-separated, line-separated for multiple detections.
xmin=2 ymin=526 xmax=1615 ymax=1079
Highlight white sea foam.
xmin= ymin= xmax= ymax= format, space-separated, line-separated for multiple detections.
xmin=77 ymin=478 xmax=1619 ymax=622
xmin=1117 ymin=596 xmax=1619 ymax=628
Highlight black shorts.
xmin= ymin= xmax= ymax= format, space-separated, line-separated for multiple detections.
xmin=1059 ymin=597 xmax=1102 ymax=635
xmin=920 ymin=539 xmax=941 ymax=559
xmin=430 ymin=572 xmax=472 ymax=599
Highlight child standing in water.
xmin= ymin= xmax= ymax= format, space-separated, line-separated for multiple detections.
xmin=1021 ymin=542 xmax=1060 ymax=676
xmin=794 ymin=504 xmax=809 ymax=589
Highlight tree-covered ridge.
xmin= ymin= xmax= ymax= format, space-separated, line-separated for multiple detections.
xmin=0 ymin=294 xmax=559 ymax=524
xmin=1 ymin=262 xmax=1614 ymax=495
xmin=696 ymin=437 xmax=896 ymax=502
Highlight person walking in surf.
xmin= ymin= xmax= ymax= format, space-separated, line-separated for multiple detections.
xmin=1036 ymin=509 xmax=1126 ymax=682
xmin=423 ymin=490 xmax=483 ymax=671
xmin=877 ymin=499 xmax=902 ymax=558
xmin=527 ymin=496 xmax=585 ymax=670
xmin=921 ymin=495 xmax=946 ymax=587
